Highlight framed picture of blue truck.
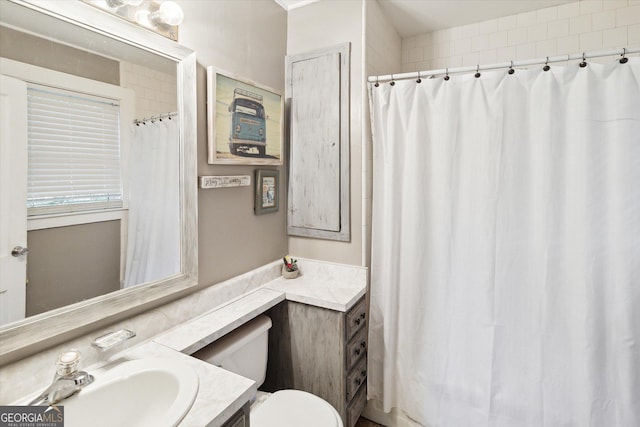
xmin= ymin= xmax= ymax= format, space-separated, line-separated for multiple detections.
xmin=207 ymin=67 xmax=283 ymax=165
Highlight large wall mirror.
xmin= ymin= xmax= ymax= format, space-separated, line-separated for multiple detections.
xmin=0 ymin=0 xmax=197 ymax=364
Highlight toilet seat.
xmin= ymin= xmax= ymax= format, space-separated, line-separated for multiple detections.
xmin=250 ymin=390 xmax=343 ymax=427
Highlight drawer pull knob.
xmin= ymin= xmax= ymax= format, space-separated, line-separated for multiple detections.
xmin=360 ymin=313 xmax=366 ymax=319
xmin=360 ymin=341 xmax=366 ymax=348
xmin=355 ymin=378 xmax=362 ymax=386
xmin=361 ymin=369 xmax=366 ymax=377
xmin=355 ymin=348 xmax=361 ymax=356
xmin=355 ymin=318 xmax=361 ymax=325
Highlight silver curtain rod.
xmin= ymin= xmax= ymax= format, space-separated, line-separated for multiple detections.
xmin=368 ymin=47 xmax=640 ymax=83
xmin=133 ymin=111 xmax=178 ymax=125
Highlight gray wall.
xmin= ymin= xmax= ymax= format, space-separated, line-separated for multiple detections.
xmin=0 ymin=26 xmax=119 ymax=85
xmin=26 ymin=221 xmax=120 ymax=316
xmin=176 ymin=0 xmax=288 ymax=287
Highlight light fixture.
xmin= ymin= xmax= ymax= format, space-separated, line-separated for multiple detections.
xmin=151 ymin=1 xmax=184 ymax=26
xmin=82 ymin=0 xmax=184 ymax=41
xmin=133 ymin=9 xmax=153 ymax=28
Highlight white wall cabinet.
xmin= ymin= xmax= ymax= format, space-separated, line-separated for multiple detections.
xmin=286 ymin=43 xmax=350 ymax=241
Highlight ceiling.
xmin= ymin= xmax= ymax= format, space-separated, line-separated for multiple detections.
xmin=275 ymin=0 xmax=576 ymax=37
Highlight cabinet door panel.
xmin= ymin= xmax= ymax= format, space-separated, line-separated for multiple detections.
xmin=286 ymin=43 xmax=350 ymax=241
xmin=289 ymin=53 xmax=340 ymax=231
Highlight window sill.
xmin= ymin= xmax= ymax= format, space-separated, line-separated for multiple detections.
xmin=27 ymin=209 xmax=127 ymax=231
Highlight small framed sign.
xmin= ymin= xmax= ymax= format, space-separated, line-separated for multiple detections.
xmin=255 ymin=169 xmax=279 ymax=215
xmin=199 ymin=175 xmax=251 ymax=189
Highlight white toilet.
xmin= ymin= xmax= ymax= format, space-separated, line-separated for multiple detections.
xmin=192 ymin=314 xmax=344 ymax=427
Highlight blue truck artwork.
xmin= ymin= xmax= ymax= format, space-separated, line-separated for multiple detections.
xmin=228 ymin=87 xmax=267 ymax=156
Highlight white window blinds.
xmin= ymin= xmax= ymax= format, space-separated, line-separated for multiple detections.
xmin=27 ymin=84 xmax=123 ymax=216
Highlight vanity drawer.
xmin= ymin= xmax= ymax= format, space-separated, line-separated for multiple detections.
xmin=346 ymin=326 xmax=367 ymax=370
xmin=346 ymin=356 xmax=367 ymax=402
xmin=345 ymin=298 xmax=366 ymax=341
xmin=347 ymin=383 xmax=367 ymax=427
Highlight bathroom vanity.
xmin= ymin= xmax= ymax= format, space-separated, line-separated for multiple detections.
xmin=3 ymin=259 xmax=367 ymax=427
xmin=151 ymin=259 xmax=368 ymax=426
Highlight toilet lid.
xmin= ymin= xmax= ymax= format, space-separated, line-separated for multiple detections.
xmin=251 ymin=390 xmax=343 ymax=427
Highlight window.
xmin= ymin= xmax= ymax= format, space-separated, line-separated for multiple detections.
xmin=26 ymin=84 xmax=123 ymax=216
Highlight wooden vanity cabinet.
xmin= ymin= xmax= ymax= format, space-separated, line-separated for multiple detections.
xmin=264 ymin=296 xmax=368 ymax=427
xmin=221 ymin=402 xmax=250 ymax=427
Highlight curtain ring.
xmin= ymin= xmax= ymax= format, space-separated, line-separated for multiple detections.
xmin=579 ymin=52 xmax=587 ymax=68
xmin=390 ymin=74 xmax=395 ymax=86
xmin=374 ymin=76 xmax=380 ymax=87
xmin=416 ymin=71 xmax=422 ymax=84
xmin=543 ymin=56 xmax=551 ymax=72
xmin=444 ymin=68 xmax=450 ymax=81
xmin=620 ymin=47 xmax=629 ymax=64
xmin=475 ymin=64 xmax=481 ymax=78
xmin=508 ymin=60 xmax=515 ymax=75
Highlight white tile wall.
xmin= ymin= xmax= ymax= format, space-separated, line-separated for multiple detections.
xmin=631 ymin=23 xmax=640 ymax=42
xmin=119 ymin=61 xmax=177 ymax=119
xmin=364 ymin=0 xmax=402 ymax=267
xmin=592 ymin=9 xmax=616 ymax=30
xmin=402 ymin=0 xmax=640 ymax=72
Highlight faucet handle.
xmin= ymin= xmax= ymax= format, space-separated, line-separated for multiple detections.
xmin=56 ymin=350 xmax=82 ymax=376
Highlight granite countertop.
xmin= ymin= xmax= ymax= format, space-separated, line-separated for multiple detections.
xmin=264 ymin=273 xmax=366 ymax=312
xmin=263 ymin=258 xmax=367 ymax=311
xmin=154 ymin=288 xmax=285 ymax=355
xmin=154 ymin=259 xmax=367 ymax=356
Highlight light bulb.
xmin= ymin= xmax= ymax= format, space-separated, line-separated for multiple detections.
xmin=156 ymin=1 xmax=184 ymax=26
xmin=134 ymin=9 xmax=153 ymax=28
xmin=105 ymin=0 xmax=126 ymax=8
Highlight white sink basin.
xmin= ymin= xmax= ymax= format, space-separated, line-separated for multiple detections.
xmin=63 ymin=358 xmax=198 ymax=427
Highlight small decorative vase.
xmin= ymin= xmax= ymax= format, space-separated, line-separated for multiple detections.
xmin=282 ymin=265 xmax=299 ymax=279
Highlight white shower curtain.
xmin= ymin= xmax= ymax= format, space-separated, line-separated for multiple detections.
xmin=368 ymin=58 xmax=640 ymax=427
xmin=124 ymin=118 xmax=180 ymax=287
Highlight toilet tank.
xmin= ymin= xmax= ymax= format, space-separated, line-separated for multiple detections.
xmin=192 ymin=314 xmax=272 ymax=388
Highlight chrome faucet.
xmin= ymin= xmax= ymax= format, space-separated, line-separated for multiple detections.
xmin=29 ymin=350 xmax=94 ymax=406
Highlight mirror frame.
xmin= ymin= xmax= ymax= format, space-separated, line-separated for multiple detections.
xmin=0 ymin=0 xmax=198 ymax=365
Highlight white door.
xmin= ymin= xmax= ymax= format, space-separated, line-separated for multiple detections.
xmin=0 ymin=74 xmax=27 ymax=326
